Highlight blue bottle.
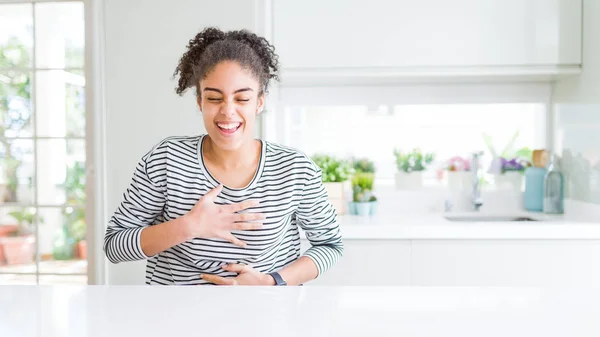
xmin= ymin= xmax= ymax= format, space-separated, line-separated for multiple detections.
xmin=543 ymin=154 xmax=564 ymax=214
xmin=524 ymin=167 xmax=546 ymax=212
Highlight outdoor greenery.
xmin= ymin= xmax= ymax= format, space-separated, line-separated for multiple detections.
xmin=1 ymin=36 xmax=86 ymax=260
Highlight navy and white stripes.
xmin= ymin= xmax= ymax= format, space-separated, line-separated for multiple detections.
xmin=104 ymin=135 xmax=343 ymax=285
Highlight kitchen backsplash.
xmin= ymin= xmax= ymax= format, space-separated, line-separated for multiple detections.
xmin=554 ymin=104 xmax=600 ymax=205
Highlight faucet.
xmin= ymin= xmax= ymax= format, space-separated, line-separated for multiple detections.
xmin=471 ymin=151 xmax=484 ymax=211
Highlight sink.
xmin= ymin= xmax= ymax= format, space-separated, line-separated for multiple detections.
xmin=444 ymin=215 xmax=538 ymax=222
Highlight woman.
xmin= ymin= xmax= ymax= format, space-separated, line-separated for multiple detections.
xmin=103 ymin=27 xmax=343 ymax=286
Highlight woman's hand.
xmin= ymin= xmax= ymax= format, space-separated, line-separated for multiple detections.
xmin=200 ymin=264 xmax=275 ymax=286
xmin=183 ymin=184 xmax=265 ymax=248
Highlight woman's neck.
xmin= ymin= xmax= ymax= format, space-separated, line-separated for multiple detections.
xmin=202 ymin=135 xmax=260 ymax=170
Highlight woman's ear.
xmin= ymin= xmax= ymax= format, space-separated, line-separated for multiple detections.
xmin=256 ymin=94 xmax=265 ymax=115
xmin=197 ymin=96 xmax=202 ymax=113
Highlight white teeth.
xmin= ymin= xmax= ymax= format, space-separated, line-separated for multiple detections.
xmin=217 ymin=122 xmax=240 ymax=130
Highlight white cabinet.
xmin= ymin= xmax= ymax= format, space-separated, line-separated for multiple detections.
xmin=301 ymin=240 xmax=411 ymax=286
xmin=411 ymin=240 xmax=600 ymax=286
xmin=273 ymin=0 xmax=582 ymax=83
xmin=306 ymin=239 xmax=600 ymax=287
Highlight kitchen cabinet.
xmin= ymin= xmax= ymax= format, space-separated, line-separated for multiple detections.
xmin=300 ymin=240 xmax=411 ymax=286
xmin=411 ymin=240 xmax=600 ymax=286
xmin=273 ymin=0 xmax=582 ymax=84
xmin=303 ymin=239 xmax=600 ymax=287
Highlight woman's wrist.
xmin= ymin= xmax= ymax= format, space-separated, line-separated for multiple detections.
xmin=179 ymin=214 xmax=198 ymax=241
xmin=263 ymin=273 xmax=276 ymax=285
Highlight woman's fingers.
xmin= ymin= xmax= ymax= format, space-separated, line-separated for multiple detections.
xmin=201 ymin=274 xmax=237 ymax=285
xmin=222 ymin=200 xmax=260 ymax=213
xmin=232 ymin=222 xmax=264 ymax=230
xmin=222 ymin=233 xmax=247 ymax=248
xmin=222 ymin=263 xmax=248 ymax=273
xmin=232 ymin=212 xmax=266 ymax=223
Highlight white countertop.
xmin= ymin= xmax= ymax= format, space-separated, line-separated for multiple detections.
xmin=320 ymin=211 xmax=600 ymax=240
xmin=2 ymin=285 xmax=600 ymax=337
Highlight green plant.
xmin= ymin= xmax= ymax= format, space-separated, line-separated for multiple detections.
xmin=482 ymin=130 xmax=533 ymax=161
xmin=312 ymin=154 xmax=353 ymax=183
xmin=352 ymin=157 xmax=376 ymax=173
xmin=7 ymin=208 xmax=44 ymax=236
xmin=351 ymin=172 xmax=374 ymax=202
xmin=393 ymin=148 xmax=435 ymax=173
xmin=1 ymin=38 xmax=33 ymax=203
xmin=60 ymin=161 xmax=86 ymax=243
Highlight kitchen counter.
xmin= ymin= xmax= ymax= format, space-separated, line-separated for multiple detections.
xmin=2 ymin=285 xmax=599 ymax=337
xmin=320 ymin=212 xmax=600 ymax=240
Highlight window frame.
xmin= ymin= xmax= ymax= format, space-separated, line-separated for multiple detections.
xmin=0 ymin=0 xmax=104 ymax=285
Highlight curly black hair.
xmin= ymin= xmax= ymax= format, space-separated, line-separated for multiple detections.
xmin=173 ymin=27 xmax=279 ymax=97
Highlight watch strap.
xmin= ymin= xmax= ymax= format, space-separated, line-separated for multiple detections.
xmin=269 ymin=271 xmax=287 ymax=286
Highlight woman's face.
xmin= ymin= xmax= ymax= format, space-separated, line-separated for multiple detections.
xmin=198 ymin=61 xmax=264 ymax=151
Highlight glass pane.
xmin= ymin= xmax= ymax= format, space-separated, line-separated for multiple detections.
xmin=0 ymin=206 xmax=37 ymax=270
xmin=35 ymin=2 xmax=85 ymax=69
xmin=0 ymin=4 xmax=33 ymax=69
xmin=279 ymin=104 xmax=545 ymax=186
xmin=0 ymin=274 xmax=36 ymax=285
xmin=0 ymin=139 xmax=34 ymax=204
xmin=36 ymin=70 xmax=86 ymax=137
xmin=40 ymin=274 xmax=86 ymax=285
xmin=1 ymin=71 xmax=34 ymax=138
xmin=37 ymin=139 xmax=86 ymax=205
xmin=38 ymin=206 xmax=87 ymax=274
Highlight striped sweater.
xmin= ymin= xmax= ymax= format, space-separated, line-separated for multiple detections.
xmin=103 ymin=135 xmax=344 ymax=285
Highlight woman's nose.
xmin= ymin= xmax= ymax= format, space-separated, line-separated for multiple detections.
xmin=219 ymin=100 xmax=236 ymax=116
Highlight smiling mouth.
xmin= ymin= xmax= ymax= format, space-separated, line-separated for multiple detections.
xmin=216 ymin=122 xmax=242 ymax=134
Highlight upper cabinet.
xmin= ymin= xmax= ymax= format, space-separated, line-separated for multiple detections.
xmin=272 ymin=0 xmax=582 ymax=84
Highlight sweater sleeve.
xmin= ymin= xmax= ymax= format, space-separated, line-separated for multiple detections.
xmin=296 ymin=168 xmax=344 ymax=277
xmin=103 ymin=143 xmax=167 ymax=264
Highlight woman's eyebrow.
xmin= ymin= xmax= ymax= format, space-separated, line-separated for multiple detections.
xmin=203 ymin=87 xmax=254 ymax=94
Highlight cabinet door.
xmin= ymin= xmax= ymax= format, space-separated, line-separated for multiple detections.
xmin=273 ymin=0 xmax=581 ymax=69
xmin=411 ymin=240 xmax=600 ymax=286
xmin=301 ymin=240 xmax=411 ymax=286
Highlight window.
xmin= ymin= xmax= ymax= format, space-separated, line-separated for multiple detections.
xmin=274 ymin=103 xmax=546 ymax=187
xmin=0 ymin=1 xmax=86 ymax=285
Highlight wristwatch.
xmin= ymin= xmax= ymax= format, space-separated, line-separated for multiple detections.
xmin=269 ymin=271 xmax=287 ymax=286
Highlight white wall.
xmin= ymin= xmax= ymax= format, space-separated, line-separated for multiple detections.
xmin=552 ymin=0 xmax=600 ymax=205
xmin=102 ymin=0 xmax=260 ymax=284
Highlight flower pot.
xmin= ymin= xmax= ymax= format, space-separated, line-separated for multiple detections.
xmin=0 ymin=225 xmax=18 ymax=265
xmin=495 ymin=172 xmax=523 ymax=192
xmin=323 ymin=181 xmax=351 ymax=214
xmin=348 ymin=202 xmax=357 ymax=215
xmin=446 ymin=171 xmax=472 ymax=190
xmin=369 ymin=201 xmax=378 ymax=215
xmin=1 ymin=235 xmax=35 ymax=265
xmin=395 ymin=171 xmax=423 ymax=190
xmin=76 ymin=240 xmax=87 ymax=260
xmin=355 ymin=202 xmax=371 ymax=216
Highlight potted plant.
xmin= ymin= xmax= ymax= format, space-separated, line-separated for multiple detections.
xmin=393 ymin=148 xmax=435 ymax=190
xmin=352 ymin=157 xmax=376 ymax=174
xmin=312 ymin=154 xmax=353 ymax=215
xmin=1 ymin=208 xmax=42 ymax=265
xmin=350 ymin=172 xmax=377 ymax=216
xmin=443 ymin=155 xmax=472 ymax=190
xmin=483 ymin=131 xmax=533 ymax=191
